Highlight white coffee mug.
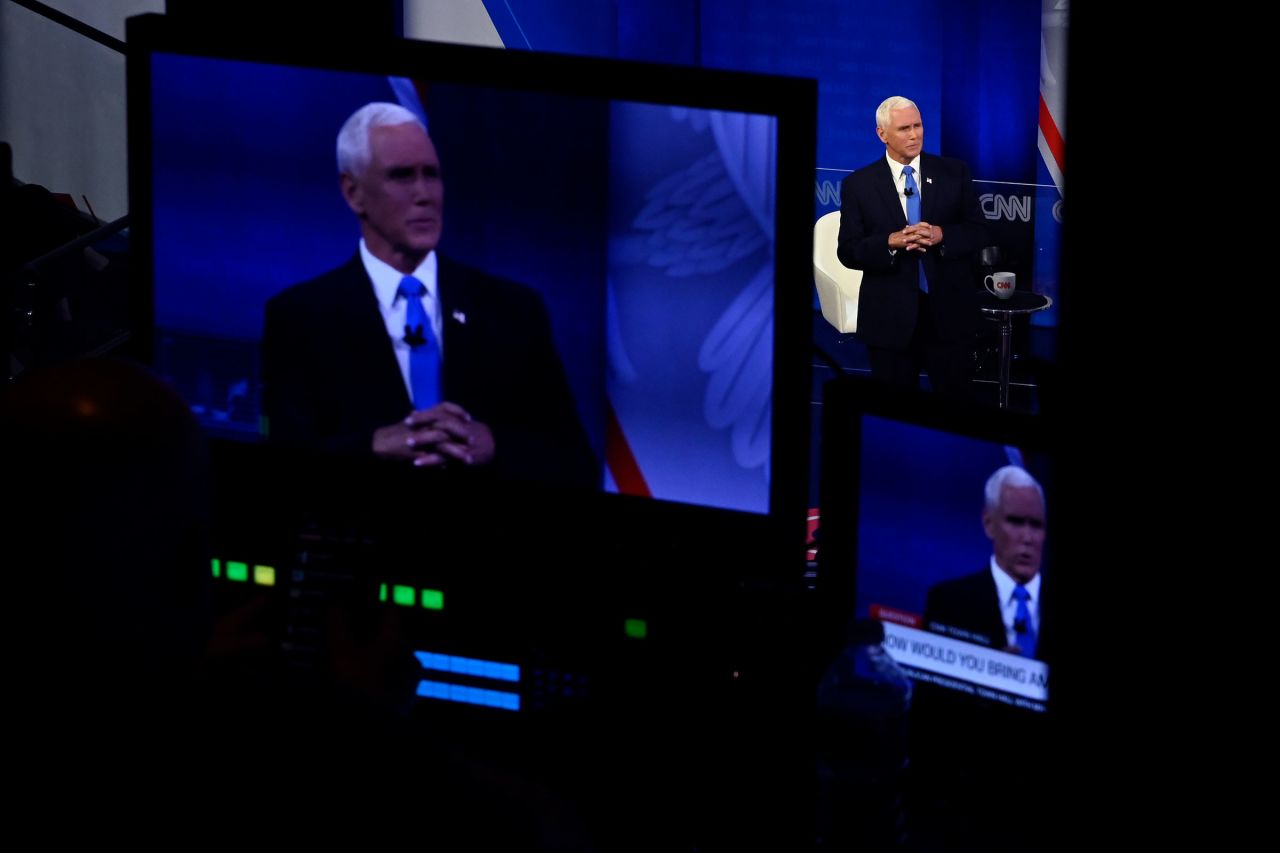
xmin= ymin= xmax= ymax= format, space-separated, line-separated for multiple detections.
xmin=984 ymin=271 xmax=1016 ymax=299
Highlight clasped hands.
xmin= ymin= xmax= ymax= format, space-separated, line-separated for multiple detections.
xmin=372 ymin=401 xmax=495 ymax=468
xmin=888 ymin=222 xmax=942 ymax=252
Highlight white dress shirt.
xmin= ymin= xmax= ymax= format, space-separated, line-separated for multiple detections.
xmin=989 ymin=556 xmax=1041 ymax=648
xmin=359 ymin=239 xmax=443 ymax=402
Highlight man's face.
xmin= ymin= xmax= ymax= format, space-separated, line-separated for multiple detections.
xmin=877 ymin=106 xmax=923 ymax=165
xmin=982 ymin=485 xmax=1046 ymax=584
xmin=341 ymin=122 xmax=443 ymax=269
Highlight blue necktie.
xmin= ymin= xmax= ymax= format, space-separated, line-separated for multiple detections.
xmin=902 ymin=165 xmax=928 ymax=293
xmin=396 ymin=275 xmax=441 ymax=410
xmin=1012 ymin=585 xmax=1037 ymax=658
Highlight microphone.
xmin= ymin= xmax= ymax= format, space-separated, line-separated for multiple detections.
xmin=404 ymin=324 xmax=427 ymax=347
xmin=903 ymin=186 xmax=915 ymax=197
xmin=1014 ymin=618 xmax=1029 ymax=634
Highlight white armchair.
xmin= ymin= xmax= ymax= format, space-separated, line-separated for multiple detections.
xmin=812 ymin=210 xmax=862 ymax=334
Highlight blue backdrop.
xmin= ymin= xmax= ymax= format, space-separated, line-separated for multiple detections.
xmin=476 ymin=0 xmax=1055 ymax=315
xmin=479 ymin=1 xmax=1040 ymax=169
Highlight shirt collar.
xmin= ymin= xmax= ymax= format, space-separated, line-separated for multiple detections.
xmin=359 ymin=239 xmax=438 ymax=309
xmin=885 ymin=152 xmax=922 ymax=184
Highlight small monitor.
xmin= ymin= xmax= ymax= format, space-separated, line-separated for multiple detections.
xmin=817 ymin=378 xmax=1057 ymax=714
xmin=813 ymin=377 xmax=1059 ymax=847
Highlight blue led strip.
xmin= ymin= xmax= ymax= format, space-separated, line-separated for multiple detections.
xmin=416 ymin=680 xmax=521 ymax=712
xmin=413 ymin=651 xmax=520 ymax=683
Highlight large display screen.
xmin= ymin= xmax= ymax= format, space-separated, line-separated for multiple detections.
xmin=129 ymin=16 xmax=814 ymax=519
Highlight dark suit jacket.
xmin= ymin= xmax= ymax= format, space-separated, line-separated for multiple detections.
xmin=836 ymin=154 xmax=987 ymax=350
xmin=923 ymin=568 xmax=1011 ymax=653
xmin=261 ymin=253 xmax=598 ymax=489
xmin=923 ymin=567 xmax=1048 ymax=660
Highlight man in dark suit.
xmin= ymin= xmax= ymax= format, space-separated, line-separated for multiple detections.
xmin=262 ymin=102 xmax=596 ymax=488
xmin=924 ymin=465 xmax=1046 ymax=658
xmin=837 ymin=96 xmax=987 ymax=397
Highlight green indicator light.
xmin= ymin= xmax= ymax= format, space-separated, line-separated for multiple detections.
xmin=226 ymin=561 xmax=248 ymax=582
xmin=624 ymin=618 xmax=648 ymax=640
xmin=420 ymin=589 xmax=444 ymax=610
xmin=253 ymin=565 xmax=276 ymax=587
xmin=379 ymin=583 xmax=388 ymax=603
xmin=392 ymin=585 xmax=416 ymax=607
xmin=211 ymin=558 xmax=221 ymax=578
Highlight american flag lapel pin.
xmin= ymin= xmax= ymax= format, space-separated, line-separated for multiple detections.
xmin=452 ymin=309 xmax=467 ymax=324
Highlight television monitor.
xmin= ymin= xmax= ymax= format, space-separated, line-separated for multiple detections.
xmin=814 ymin=376 xmax=1058 ymax=847
xmin=817 ymin=377 xmax=1057 ymax=711
xmin=126 ymin=13 xmax=814 ymax=522
xmin=125 ymin=15 xmax=818 ymax=847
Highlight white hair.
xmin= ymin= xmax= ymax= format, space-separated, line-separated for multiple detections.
xmin=875 ymin=96 xmax=920 ymax=130
xmin=336 ymin=102 xmax=425 ymax=177
xmin=983 ymin=465 xmax=1044 ymax=512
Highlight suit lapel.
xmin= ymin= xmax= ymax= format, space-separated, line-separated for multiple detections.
xmin=339 ymin=254 xmax=412 ymax=412
xmin=983 ymin=569 xmax=1010 ymax=650
xmin=920 ymin=154 xmax=939 ymax=224
xmin=874 ymin=158 xmax=907 ymax=229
